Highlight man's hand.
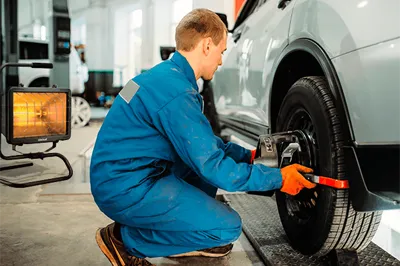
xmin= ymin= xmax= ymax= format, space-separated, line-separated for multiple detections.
xmin=280 ymin=164 xmax=316 ymax=196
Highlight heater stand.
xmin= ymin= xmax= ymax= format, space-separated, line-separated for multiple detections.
xmin=0 ymin=63 xmax=74 ymax=188
xmin=0 ymin=161 xmax=33 ymax=171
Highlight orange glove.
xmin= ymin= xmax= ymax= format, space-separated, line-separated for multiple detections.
xmin=280 ymin=164 xmax=316 ymax=196
xmin=250 ymin=149 xmax=256 ymax=163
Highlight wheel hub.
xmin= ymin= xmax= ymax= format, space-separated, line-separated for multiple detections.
xmin=71 ymin=96 xmax=91 ymax=128
xmin=278 ymin=110 xmax=320 ymax=222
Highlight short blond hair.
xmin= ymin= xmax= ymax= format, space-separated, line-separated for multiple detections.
xmin=175 ymin=8 xmax=227 ymax=52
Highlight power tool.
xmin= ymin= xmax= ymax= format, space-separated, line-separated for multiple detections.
xmin=252 ymin=130 xmax=349 ymax=189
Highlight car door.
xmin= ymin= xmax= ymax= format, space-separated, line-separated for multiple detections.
xmin=235 ymin=0 xmax=297 ymax=135
xmin=211 ymin=0 xmax=261 ymax=136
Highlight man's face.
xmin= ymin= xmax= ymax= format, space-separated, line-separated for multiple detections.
xmin=202 ymin=34 xmax=227 ymax=80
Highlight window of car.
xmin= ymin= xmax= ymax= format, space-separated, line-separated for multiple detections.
xmin=232 ymin=0 xmax=260 ymax=30
xmin=19 ymin=41 xmax=49 ymax=60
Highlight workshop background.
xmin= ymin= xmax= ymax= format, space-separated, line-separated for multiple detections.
xmin=1 ymin=0 xmax=399 ymax=265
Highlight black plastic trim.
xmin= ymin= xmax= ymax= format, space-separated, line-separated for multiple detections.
xmin=275 ymin=38 xmax=355 ymax=145
xmin=219 ymin=115 xmax=258 ymax=141
xmin=344 ymin=144 xmax=400 ymax=212
xmin=354 ymin=142 xmax=400 ymax=148
xmin=243 ymin=120 xmax=270 ymax=136
xmin=219 ymin=115 xmax=270 ymax=140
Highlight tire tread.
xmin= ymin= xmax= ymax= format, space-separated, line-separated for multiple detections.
xmin=292 ymin=76 xmax=381 ymax=256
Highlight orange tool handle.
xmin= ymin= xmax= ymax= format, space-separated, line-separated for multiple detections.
xmin=303 ymin=174 xmax=349 ymax=189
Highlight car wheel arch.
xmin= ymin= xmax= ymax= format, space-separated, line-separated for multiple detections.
xmin=269 ymin=38 xmax=354 ymax=144
xmin=28 ymin=76 xmax=49 ymax=87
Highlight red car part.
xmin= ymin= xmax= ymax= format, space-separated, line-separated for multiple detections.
xmin=303 ymin=174 xmax=349 ymax=189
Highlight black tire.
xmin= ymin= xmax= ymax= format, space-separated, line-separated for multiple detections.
xmin=201 ymin=80 xmax=222 ymax=137
xmin=275 ymin=76 xmax=382 ymax=256
xmin=29 ymin=77 xmax=49 ymax=87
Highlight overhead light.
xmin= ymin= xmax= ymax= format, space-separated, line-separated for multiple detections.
xmin=357 ymin=1 xmax=368 ymax=8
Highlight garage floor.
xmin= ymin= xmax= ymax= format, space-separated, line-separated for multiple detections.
xmin=1 ymin=107 xmax=399 ymax=265
xmin=0 ymin=193 xmax=262 ymax=266
xmin=0 ymin=114 xmax=264 ymax=266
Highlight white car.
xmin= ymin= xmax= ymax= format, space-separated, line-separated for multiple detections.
xmin=210 ymin=0 xmax=400 ymax=257
xmin=18 ymin=38 xmax=86 ymax=94
xmin=18 ymin=38 xmax=91 ymax=128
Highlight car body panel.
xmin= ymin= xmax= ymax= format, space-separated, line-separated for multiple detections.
xmin=211 ymin=0 xmax=400 ymax=212
xmin=212 ymin=0 xmax=296 ymax=132
xmin=18 ymin=59 xmax=51 ymax=86
xmin=332 ymin=37 xmax=400 ymax=144
xmin=18 ymin=39 xmax=86 ymax=94
xmin=213 ymin=0 xmax=400 ymax=145
xmin=289 ymin=0 xmax=400 ymax=58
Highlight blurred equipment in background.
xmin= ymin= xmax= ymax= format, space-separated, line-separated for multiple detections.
xmin=160 ymin=46 xmax=176 ymax=61
xmin=48 ymin=0 xmax=91 ymax=128
xmin=48 ymin=0 xmax=71 ymax=90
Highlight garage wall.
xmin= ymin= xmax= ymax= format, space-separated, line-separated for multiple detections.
xmin=69 ymin=0 xmax=112 ymax=71
xmin=18 ymin=0 xmax=236 ymax=71
xmin=68 ymin=0 xmax=114 ymax=102
xmin=18 ymin=0 xmax=49 ymax=39
xmin=192 ymin=0 xmax=235 ymax=30
xmin=151 ymin=0 xmax=235 ymax=66
xmin=66 ymin=0 xmax=236 ymax=89
xmin=152 ymin=0 xmax=174 ymax=68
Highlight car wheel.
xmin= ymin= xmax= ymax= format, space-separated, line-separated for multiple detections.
xmin=71 ymin=96 xmax=91 ymax=128
xmin=275 ymin=76 xmax=382 ymax=256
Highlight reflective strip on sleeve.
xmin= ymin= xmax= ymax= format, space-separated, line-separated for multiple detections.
xmin=119 ymin=79 xmax=140 ymax=103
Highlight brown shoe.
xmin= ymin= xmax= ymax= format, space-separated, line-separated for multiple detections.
xmin=95 ymin=223 xmax=154 ymax=266
xmin=168 ymin=243 xmax=233 ymax=258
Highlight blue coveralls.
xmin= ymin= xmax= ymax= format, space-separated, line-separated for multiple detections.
xmin=90 ymin=51 xmax=283 ymax=258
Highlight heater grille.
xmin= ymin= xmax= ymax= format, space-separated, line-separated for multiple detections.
xmin=7 ymin=87 xmax=71 ymax=145
xmin=13 ymin=92 xmax=68 ymax=138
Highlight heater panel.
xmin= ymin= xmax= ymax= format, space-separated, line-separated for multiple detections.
xmin=6 ymin=87 xmax=71 ymax=145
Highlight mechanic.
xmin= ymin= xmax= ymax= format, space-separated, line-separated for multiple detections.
xmin=90 ymin=8 xmax=316 ymax=266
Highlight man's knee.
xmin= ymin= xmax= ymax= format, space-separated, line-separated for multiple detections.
xmin=222 ymin=202 xmax=242 ymax=227
xmin=218 ymin=207 xmax=242 ymax=243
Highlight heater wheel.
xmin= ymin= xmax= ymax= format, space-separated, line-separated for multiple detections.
xmin=71 ymin=96 xmax=91 ymax=128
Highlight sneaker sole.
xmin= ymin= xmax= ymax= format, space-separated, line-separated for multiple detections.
xmin=168 ymin=248 xmax=232 ymax=258
xmin=95 ymin=228 xmax=121 ymax=266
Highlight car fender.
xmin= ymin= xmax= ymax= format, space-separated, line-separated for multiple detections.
xmin=288 ymin=0 xmax=400 ymax=59
xmin=269 ymin=38 xmax=354 ymax=145
xmin=18 ymin=65 xmax=50 ymax=87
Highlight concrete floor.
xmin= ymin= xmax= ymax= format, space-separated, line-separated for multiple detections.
xmin=0 ymin=114 xmax=264 ymax=266
xmin=0 ymin=194 xmax=262 ymax=266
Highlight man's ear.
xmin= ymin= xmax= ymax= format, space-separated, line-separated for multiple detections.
xmin=203 ymin=37 xmax=212 ymax=56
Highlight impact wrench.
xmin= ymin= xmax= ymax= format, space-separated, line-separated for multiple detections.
xmin=253 ymin=132 xmax=349 ymax=190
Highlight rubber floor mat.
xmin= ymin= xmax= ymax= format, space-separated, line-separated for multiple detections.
xmin=223 ymin=194 xmax=400 ymax=266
